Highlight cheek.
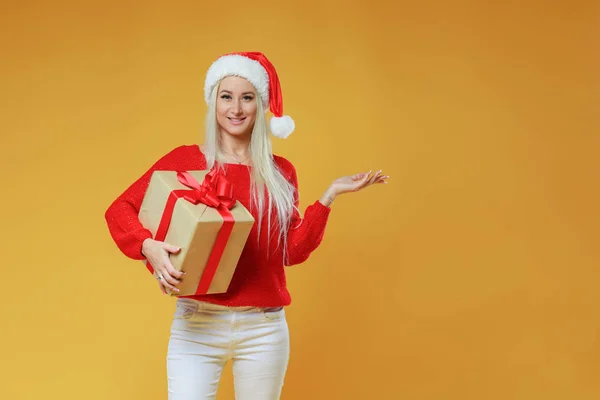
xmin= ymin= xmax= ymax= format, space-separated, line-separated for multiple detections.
xmin=244 ymin=103 xmax=258 ymax=118
xmin=216 ymin=100 xmax=227 ymax=115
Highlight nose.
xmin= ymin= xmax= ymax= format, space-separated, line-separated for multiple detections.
xmin=232 ymin=101 xmax=243 ymax=115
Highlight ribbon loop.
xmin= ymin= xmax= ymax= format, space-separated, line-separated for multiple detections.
xmin=177 ymin=170 xmax=236 ymax=210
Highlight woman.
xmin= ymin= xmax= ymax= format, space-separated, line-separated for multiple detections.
xmin=104 ymin=51 xmax=388 ymax=400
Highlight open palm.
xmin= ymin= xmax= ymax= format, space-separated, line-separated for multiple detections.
xmin=330 ymin=170 xmax=388 ymax=196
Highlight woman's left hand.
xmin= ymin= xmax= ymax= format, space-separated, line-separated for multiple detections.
xmin=323 ymin=170 xmax=389 ymax=203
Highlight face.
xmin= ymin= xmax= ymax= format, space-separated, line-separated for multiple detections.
xmin=215 ymin=76 xmax=258 ymax=138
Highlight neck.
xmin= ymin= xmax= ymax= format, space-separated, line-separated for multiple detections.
xmin=220 ymin=132 xmax=251 ymax=157
xmin=216 ymin=131 xmax=253 ymax=165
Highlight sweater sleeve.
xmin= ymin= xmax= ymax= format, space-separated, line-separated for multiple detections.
xmin=104 ymin=145 xmax=189 ymax=260
xmin=284 ymin=163 xmax=332 ymax=266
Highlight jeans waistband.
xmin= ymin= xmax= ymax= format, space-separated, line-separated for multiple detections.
xmin=177 ymin=298 xmax=283 ymax=313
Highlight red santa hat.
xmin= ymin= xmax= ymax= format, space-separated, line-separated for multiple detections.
xmin=204 ymin=52 xmax=295 ymax=139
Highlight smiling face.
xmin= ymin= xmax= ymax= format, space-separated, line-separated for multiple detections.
xmin=215 ymin=76 xmax=258 ymax=138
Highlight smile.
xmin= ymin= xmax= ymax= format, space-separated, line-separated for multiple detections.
xmin=228 ymin=117 xmax=246 ymax=125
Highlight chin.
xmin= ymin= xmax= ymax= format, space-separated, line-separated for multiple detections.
xmin=225 ymin=126 xmax=249 ymax=135
xmin=219 ymin=122 xmax=253 ymax=137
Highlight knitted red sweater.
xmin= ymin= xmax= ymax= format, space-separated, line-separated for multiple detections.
xmin=104 ymin=144 xmax=331 ymax=307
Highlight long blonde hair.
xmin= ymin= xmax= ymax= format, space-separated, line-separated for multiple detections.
xmin=202 ymin=80 xmax=298 ymax=261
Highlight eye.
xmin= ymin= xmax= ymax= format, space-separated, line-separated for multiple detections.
xmin=220 ymin=94 xmax=232 ymax=100
xmin=243 ymin=95 xmax=254 ymax=101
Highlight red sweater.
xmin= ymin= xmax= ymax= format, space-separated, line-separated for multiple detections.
xmin=104 ymin=144 xmax=331 ymax=307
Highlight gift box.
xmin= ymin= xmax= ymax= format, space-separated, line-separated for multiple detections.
xmin=138 ymin=169 xmax=254 ymax=296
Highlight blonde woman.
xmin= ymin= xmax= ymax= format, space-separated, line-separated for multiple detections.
xmin=104 ymin=52 xmax=388 ymax=400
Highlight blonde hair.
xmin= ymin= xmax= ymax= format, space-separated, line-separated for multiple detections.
xmin=203 ymin=81 xmax=298 ymax=261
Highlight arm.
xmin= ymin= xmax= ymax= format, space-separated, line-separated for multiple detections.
xmin=284 ymin=166 xmax=332 ymax=266
xmin=284 ymin=166 xmax=389 ymax=266
xmin=104 ymin=145 xmax=188 ymax=260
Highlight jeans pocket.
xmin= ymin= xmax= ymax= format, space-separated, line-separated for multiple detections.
xmin=174 ymin=301 xmax=198 ymax=320
xmin=262 ymin=306 xmax=284 ymax=321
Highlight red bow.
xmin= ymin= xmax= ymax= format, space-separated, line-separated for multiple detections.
xmin=177 ymin=170 xmax=236 ymax=210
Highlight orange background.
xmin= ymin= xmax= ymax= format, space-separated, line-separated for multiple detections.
xmin=1 ymin=1 xmax=599 ymax=399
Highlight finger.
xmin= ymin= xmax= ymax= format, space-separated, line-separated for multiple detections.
xmin=162 ymin=268 xmax=182 ymax=288
xmin=158 ymin=281 xmax=168 ymax=295
xmin=160 ymin=280 xmax=175 ymax=296
xmin=358 ymin=172 xmax=371 ymax=187
xmin=163 ymin=244 xmax=184 ymax=278
xmin=369 ymin=170 xmax=383 ymax=184
xmin=354 ymin=171 xmax=373 ymax=187
xmin=373 ymin=174 xmax=388 ymax=183
xmin=358 ymin=171 xmax=378 ymax=189
xmin=158 ymin=259 xmax=182 ymax=285
xmin=163 ymin=242 xmax=182 ymax=255
xmin=354 ymin=173 xmax=382 ymax=191
xmin=163 ymin=257 xmax=185 ymax=280
xmin=157 ymin=270 xmax=180 ymax=293
xmin=352 ymin=171 xmax=369 ymax=181
xmin=161 ymin=245 xmax=185 ymax=279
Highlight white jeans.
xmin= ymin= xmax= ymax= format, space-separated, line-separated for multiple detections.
xmin=166 ymin=298 xmax=290 ymax=400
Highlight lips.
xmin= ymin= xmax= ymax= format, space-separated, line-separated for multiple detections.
xmin=228 ymin=117 xmax=246 ymax=125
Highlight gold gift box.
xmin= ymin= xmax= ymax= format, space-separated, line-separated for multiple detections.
xmin=138 ymin=170 xmax=254 ymax=296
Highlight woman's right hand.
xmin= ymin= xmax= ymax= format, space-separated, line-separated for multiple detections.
xmin=141 ymin=238 xmax=185 ymax=295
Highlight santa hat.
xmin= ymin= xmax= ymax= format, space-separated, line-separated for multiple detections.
xmin=204 ymin=52 xmax=295 ymax=139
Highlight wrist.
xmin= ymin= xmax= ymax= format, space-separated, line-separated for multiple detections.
xmin=319 ymin=187 xmax=337 ymax=207
xmin=326 ymin=186 xmax=338 ymax=199
xmin=141 ymin=238 xmax=153 ymax=257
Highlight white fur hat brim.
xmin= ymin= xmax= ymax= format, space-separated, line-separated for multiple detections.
xmin=204 ymin=54 xmax=270 ymax=106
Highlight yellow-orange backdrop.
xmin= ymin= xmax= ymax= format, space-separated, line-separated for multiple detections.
xmin=1 ymin=1 xmax=598 ymax=399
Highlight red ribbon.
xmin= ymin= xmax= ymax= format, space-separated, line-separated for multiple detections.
xmin=146 ymin=169 xmax=236 ymax=295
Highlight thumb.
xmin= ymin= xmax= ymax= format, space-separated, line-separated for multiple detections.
xmin=353 ymin=171 xmax=371 ymax=180
xmin=163 ymin=243 xmax=182 ymax=254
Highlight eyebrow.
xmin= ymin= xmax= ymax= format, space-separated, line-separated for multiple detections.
xmin=219 ymin=90 xmax=255 ymax=95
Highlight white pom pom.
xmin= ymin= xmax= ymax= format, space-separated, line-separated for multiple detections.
xmin=269 ymin=115 xmax=295 ymax=138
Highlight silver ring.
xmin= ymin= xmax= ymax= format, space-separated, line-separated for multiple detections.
xmin=156 ymin=274 xmax=163 ymax=281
